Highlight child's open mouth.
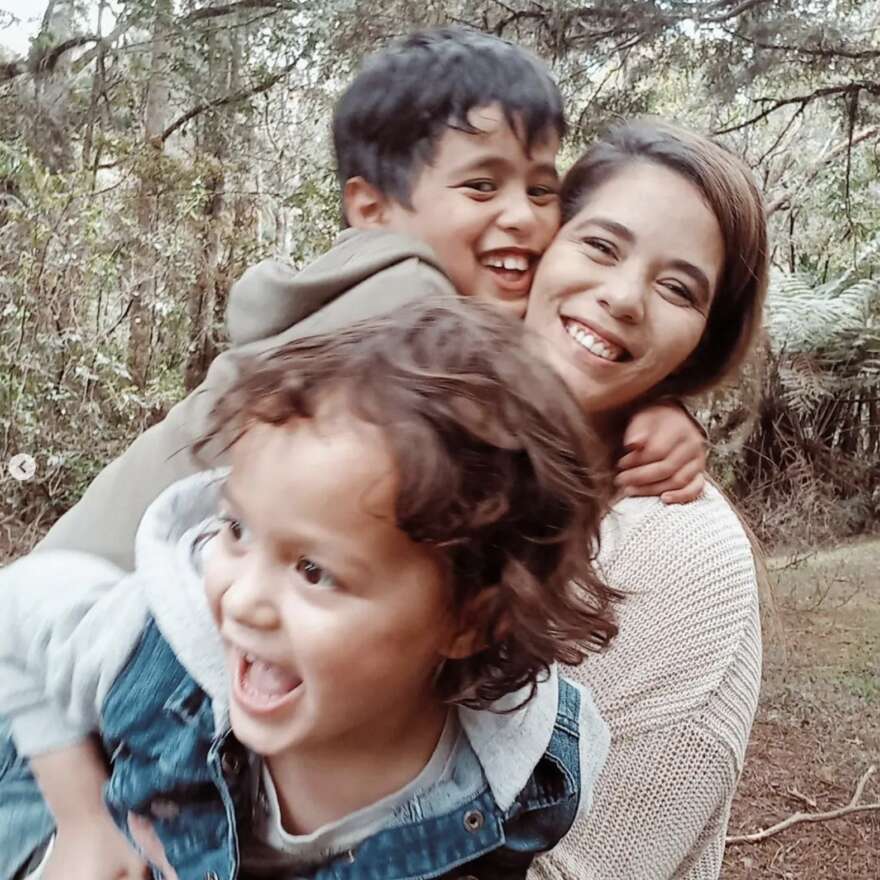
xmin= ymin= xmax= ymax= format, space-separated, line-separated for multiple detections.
xmin=479 ymin=248 xmax=536 ymax=295
xmin=233 ymin=648 xmax=302 ymax=715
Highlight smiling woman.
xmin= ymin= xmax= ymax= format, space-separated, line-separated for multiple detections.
xmin=526 ymin=118 xmax=769 ymax=880
xmin=526 ymin=160 xmax=725 ymax=416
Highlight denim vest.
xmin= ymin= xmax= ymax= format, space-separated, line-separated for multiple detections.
xmin=99 ymin=618 xmax=583 ymax=880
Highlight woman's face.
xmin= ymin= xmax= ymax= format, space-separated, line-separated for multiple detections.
xmin=525 ymin=161 xmax=725 ymax=417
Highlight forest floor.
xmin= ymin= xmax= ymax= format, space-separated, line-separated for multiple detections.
xmin=723 ymin=538 xmax=880 ymax=879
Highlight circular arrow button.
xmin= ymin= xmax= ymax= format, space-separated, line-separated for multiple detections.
xmin=9 ymin=453 xmax=36 ymax=482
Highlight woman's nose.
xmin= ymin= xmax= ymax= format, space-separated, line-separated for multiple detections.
xmin=597 ymin=271 xmax=646 ymax=323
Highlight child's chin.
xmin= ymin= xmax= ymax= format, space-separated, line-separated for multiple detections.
xmin=230 ymin=709 xmax=304 ymax=758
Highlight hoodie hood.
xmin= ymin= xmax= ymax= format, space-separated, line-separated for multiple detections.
xmin=134 ymin=468 xmax=230 ymax=724
xmin=226 ymin=229 xmax=448 ymax=347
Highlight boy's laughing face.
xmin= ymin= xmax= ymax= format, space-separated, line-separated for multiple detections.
xmin=359 ymin=104 xmax=561 ymax=317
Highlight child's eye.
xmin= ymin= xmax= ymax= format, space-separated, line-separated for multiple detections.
xmin=218 ymin=513 xmax=251 ymax=545
xmin=528 ymin=185 xmax=559 ymax=202
xmin=294 ymin=557 xmax=339 ymax=590
xmin=462 ymin=179 xmax=496 ymax=194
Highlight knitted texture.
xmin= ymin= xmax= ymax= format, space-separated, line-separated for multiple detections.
xmin=530 ymin=485 xmax=762 ymax=880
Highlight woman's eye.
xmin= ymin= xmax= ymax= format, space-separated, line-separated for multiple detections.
xmin=294 ymin=557 xmax=339 ymax=590
xmin=462 ymin=179 xmax=496 ymax=194
xmin=584 ymin=238 xmax=615 ymax=258
xmin=528 ymin=185 xmax=559 ymax=202
xmin=660 ymin=281 xmax=696 ymax=305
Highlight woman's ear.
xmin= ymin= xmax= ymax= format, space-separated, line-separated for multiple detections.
xmin=343 ymin=177 xmax=393 ymax=230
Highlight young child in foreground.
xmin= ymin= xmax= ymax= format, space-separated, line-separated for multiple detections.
xmin=35 ymin=27 xmax=706 ymax=574
xmin=0 ymin=299 xmax=618 ymax=880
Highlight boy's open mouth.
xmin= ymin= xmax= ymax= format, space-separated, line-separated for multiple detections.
xmin=234 ymin=648 xmax=302 ymax=714
xmin=562 ymin=317 xmax=632 ymax=363
xmin=479 ymin=248 xmax=536 ymax=291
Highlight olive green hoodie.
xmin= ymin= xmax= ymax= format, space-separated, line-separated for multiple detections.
xmin=36 ymin=229 xmax=455 ymax=570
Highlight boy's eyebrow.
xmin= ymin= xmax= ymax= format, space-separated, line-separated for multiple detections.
xmin=454 ymin=154 xmax=559 ymax=179
xmin=578 ymin=216 xmax=712 ymax=300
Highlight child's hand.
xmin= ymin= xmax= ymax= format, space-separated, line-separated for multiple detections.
xmin=29 ymin=740 xmax=149 ymax=880
xmin=42 ymin=812 xmax=148 ymax=880
xmin=616 ymin=402 xmax=706 ymax=504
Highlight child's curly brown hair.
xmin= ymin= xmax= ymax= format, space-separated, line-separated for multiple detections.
xmin=196 ymin=297 xmax=619 ymax=710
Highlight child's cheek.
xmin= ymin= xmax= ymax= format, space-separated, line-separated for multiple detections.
xmin=201 ymin=538 xmax=226 ymax=624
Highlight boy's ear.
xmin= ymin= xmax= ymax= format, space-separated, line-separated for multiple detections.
xmin=343 ymin=177 xmax=395 ymax=230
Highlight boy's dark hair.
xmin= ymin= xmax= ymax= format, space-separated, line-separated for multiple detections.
xmin=199 ymin=298 xmax=617 ymax=710
xmin=332 ymin=26 xmax=566 ymax=211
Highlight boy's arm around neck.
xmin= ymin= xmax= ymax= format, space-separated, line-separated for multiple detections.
xmin=35 ymin=233 xmax=455 ymax=570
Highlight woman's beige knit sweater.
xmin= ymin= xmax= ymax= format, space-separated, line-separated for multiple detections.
xmin=531 ymin=484 xmax=762 ymax=880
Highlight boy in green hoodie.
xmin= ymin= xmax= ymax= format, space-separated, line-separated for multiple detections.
xmin=34 ymin=27 xmax=704 ymax=574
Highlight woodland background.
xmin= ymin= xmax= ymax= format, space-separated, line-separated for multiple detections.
xmin=0 ymin=0 xmax=878 ymax=546
xmin=0 ymin=1 xmax=878 ymax=876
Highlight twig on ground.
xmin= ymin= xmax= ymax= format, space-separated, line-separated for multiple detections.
xmin=727 ymin=765 xmax=879 ymax=844
xmin=786 ymin=787 xmax=818 ymax=809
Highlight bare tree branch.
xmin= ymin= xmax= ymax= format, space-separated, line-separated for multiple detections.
xmin=765 ymin=125 xmax=880 ymax=215
xmin=727 ymin=766 xmax=879 ymax=844
xmin=0 ymin=2 xmax=292 ymax=85
xmin=0 ymin=13 xmax=134 ymax=84
xmin=701 ymin=0 xmax=775 ymax=24
xmin=182 ymin=0 xmax=300 ymax=24
xmin=714 ymin=82 xmax=880 ymax=135
xmin=724 ymin=27 xmax=880 ymax=61
xmin=159 ymin=55 xmax=302 ymax=143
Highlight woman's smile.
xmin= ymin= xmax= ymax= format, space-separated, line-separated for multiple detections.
xmin=561 ymin=316 xmax=632 ymax=362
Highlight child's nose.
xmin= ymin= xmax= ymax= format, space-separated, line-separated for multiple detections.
xmin=221 ymin=563 xmax=280 ymax=629
xmin=497 ymin=190 xmax=538 ymax=234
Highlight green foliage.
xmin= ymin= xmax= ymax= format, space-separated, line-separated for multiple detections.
xmin=0 ymin=0 xmax=878 ymax=544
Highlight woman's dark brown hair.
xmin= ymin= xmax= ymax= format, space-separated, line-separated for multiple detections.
xmin=561 ymin=118 xmax=769 ymax=399
xmin=196 ymin=297 xmax=618 ymax=710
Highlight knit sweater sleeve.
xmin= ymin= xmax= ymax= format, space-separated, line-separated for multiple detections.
xmin=530 ymin=486 xmax=762 ymax=880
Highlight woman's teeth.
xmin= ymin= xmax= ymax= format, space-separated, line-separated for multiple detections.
xmin=564 ymin=320 xmax=624 ymax=362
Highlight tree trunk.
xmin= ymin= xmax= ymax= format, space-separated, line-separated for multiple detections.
xmin=184 ymin=14 xmax=242 ymax=391
xmin=128 ymin=0 xmax=171 ymax=390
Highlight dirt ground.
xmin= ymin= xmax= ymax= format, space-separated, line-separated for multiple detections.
xmin=723 ymin=539 xmax=880 ymax=879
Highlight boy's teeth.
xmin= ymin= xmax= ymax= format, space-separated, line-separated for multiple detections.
xmin=564 ymin=320 xmax=624 ymax=361
xmin=481 ymin=253 xmax=530 ymax=272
